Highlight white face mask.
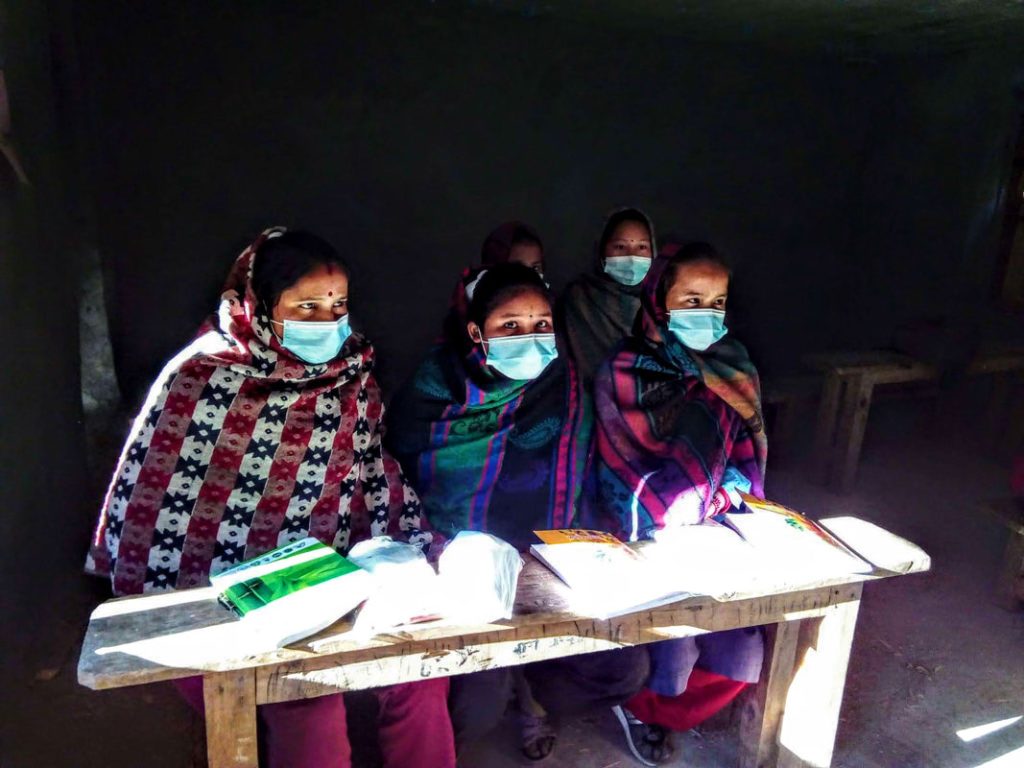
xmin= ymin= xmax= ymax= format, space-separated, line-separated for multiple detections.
xmin=603 ymin=256 xmax=652 ymax=286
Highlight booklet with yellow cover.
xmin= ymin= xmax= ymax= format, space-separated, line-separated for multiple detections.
xmin=530 ymin=498 xmax=872 ymax=618
xmin=529 ymin=529 xmax=695 ymax=619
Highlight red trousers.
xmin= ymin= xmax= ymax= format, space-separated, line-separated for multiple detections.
xmin=175 ymin=676 xmax=455 ymax=768
xmin=625 ymin=667 xmax=748 ymax=732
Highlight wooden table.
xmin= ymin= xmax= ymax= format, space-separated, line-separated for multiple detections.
xmin=79 ymin=517 xmax=929 ymax=768
xmin=805 ymin=347 xmax=1024 ymax=493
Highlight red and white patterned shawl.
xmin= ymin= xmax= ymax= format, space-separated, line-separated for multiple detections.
xmin=86 ymin=227 xmax=429 ymax=595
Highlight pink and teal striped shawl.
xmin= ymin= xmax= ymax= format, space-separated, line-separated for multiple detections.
xmin=386 ymin=342 xmax=592 ymax=552
xmin=584 ymin=256 xmax=767 ymax=541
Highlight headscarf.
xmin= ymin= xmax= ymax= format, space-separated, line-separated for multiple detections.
xmin=387 ymin=276 xmax=592 ymax=552
xmin=441 ymin=221 xmax=544 ymax=346
xmin=558 ymin=207 xmax=656 ymax=386
xmin=86 ymin=227 xmax=429 ymax=595
xmin=584 ymin=254 xmax=767 ymax=541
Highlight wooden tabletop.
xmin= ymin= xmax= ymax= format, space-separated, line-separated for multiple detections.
xmin=78 ymin=516 xmax=930 ymax=699
xmin=803 ymin=345 xmax=1024 ymax=381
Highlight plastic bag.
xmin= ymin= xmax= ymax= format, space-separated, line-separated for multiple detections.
xmin=348 ymin=536 xmax=441 ymax=637
xmin=437 ymin=530 xmax=523 ymax=624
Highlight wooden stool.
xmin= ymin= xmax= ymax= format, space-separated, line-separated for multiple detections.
xmin=982 ymin=498 xmax=1024 ymax=610
xmin=761 ymin=374 xmax=820 ymax=462
xmin=805 ymin=347 xmax=1024 ymax=493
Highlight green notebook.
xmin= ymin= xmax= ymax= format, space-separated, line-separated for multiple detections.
xmin=210 ymin=537 xmax=373 ymax=647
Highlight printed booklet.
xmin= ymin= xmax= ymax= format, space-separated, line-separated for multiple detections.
xmin=210 ymin=537 xmax=374 ymax=648
xmin=530 ymin=496 xmax=871 ymax=618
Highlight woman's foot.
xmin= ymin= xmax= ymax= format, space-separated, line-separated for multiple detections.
xmin=611 ymin=705 xmax=675 ymax=766
xmin=517 ymin=710 xmax=556 ymax=761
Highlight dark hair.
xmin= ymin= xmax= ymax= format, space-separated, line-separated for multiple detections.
xmin=251 ymin=231 xmax=350 ymax=314
xmin=481 ymin=222 xmax=544 ymax=266
xmin=658 ymin=241 xmax=732 ymax=308
xmin=599 ymin=208 xmax=652 ymax=255
xmin=467 ymin=262 xmax=551 ymax=327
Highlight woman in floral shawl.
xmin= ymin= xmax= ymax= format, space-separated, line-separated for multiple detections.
xmin=87 ymin=227 xmax=453 ymax=768
xmin=586 ymin=242 xmax=767 ymax=765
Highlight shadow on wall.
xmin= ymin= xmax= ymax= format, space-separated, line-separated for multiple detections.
xmin=73 ymin=3 xmax=1024 ymax=402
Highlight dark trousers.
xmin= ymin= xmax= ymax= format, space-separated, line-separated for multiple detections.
xmin=450 ymin=646 xmax=650 ymax=744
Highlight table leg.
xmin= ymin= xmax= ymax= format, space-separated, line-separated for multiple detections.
xmin=831 ymin=374 xmax=874 ymax=493
xmin=738 ymin=620 xmax=801 ymax=768
xmin=812 ymin=372 xmax=844 ymax=485
xmin=739 ymin=587 xmax=862 ymax=768
xmin=203 ymin=669 xmax=259 ymax=768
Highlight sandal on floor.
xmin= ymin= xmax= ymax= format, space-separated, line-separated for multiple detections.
xmin=517 ymin=710 xmax=556 ymax=761
xmin=611 ymin=705 xmax=675 ymax=766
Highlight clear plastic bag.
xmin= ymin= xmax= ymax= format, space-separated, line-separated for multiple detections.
xmin=348 ymin=536 xmax=441 ymax=637
xmin=437 ymin=530 xmax=523 ymax=624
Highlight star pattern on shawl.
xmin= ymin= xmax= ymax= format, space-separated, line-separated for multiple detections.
xmin=293 ymin=480 xmax=321 ymax=503
xmin=305 ymin=447 xmax=330 ymax=465
xmin=282 ymin=514 xmax=308 ymax=536
xmin=250 ymin=439 xmax=277 ymax=460
xmin=164 ymin=491 xmax=194 ymax=515
xmin=203 ymin=384 xmax=232 ymax=408
xmin=215 ymin=540 xmax=244 ymax=565
xmin=362 ymin=475 xmax=387 ymax=496
xmin=185 ymin=420 xmax=219 ymax=445
xmin=145 ymin=565 xmax=176 ymax=590
xmin=262 ymin=403 xmax=288 ymax=423
xmin=155 ymin=528 xmax=187 ymax=553
xmin=223 ymin=504 xmax=250 ymax=527
xmin=338 ymin=477 xmax=357 ymax=498
xmin=175 ymin=453 xmax=207 ymax=481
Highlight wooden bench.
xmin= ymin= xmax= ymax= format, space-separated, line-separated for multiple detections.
xmin=761 ymin=375 xmax=820 ymax=461
xmin=805 ymin=346 xmax=1024 ymax=493
xmin=79 ymin=517 xmax=929 ymax=768
xmin=982 ymin=498 xmax=1024 ymax=610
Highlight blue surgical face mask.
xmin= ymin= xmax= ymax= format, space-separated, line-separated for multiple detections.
xmin=275 ymin=315 xmax=352 ymax=364
xmin=483 ymin=333 xmax=558 ymax=380
xmin=667 ymin=309 xmax=727 ymax=351
xmin=603 ymin=256 xmax=651 ymax=286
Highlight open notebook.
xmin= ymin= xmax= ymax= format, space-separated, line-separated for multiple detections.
xmin=530 ymin=495 xmax=871 ymax=619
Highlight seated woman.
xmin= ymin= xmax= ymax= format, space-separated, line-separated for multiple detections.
xmin=85 ymin=228 xmax=455 ymax=768
xmin=559 ymin=207 xmax=657 ymax=387
xmin=442 ymin=220 xmax=546 ymax=344
xmin=481 ymin=220 xmax=546 ymax=272
xmin=585 ymin=242 xmax=768 ymax=765
xmin=387 ymin=262 xmax=648 ymax=760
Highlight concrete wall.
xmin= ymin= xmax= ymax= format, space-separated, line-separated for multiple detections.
xmin=75 ymin=3 xmax=1024 ymax=402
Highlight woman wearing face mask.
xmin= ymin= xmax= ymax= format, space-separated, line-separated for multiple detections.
xmin=388 ymin=262 xmax=648 ymax=761
xmin=559 ymin=207 xmax=656 ymax=387
xmin=86 ymin=228 xmax=455 ymax=768
xmin=584 ymin=242 xmax=767 ymax=765
xmin=442 ymin=220 xmax=547 ymax=345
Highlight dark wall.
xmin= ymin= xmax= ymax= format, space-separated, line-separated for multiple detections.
xmin=77 ymin=3 xmax=1024 ymax=400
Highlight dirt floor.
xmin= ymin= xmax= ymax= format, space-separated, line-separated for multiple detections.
xmin=2 ymin=398 xmax=1022 ymax=768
